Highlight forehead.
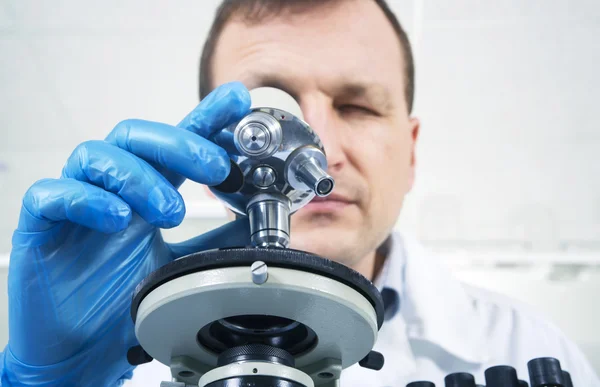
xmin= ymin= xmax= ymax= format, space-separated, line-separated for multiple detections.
xmin=212 ymin=0 xmax=405 ymax=99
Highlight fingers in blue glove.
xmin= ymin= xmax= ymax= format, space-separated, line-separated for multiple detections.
xmin=19 ymin=178 xmax=131 ymax=233
xmin=61 ymin=140 xmax=185 ymax=229
xmin=169 ymin=217 xmax=251 ymax=258
xmin=107 ymin=81 xmax=251 ymax=188
xmin=177 ymin=81 xmax=251 ymax=137
xmin=105 ymin=119 xmax=231 ymax=186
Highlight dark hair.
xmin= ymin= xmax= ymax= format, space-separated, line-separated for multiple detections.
xmin=199 ymin=0 xmax=415 ymax=112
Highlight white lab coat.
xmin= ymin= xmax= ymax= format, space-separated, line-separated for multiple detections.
xmin=125 ymin=232 xmax=599 ymax=386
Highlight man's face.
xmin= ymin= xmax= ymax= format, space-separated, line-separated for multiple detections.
xmin=212 ymin=0 xmax=419 ymax=270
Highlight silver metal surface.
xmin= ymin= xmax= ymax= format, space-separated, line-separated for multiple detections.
xmin=233 ymin=112 xmax=282 ymax=159
xmin=160 ymin=382 xmax=190 ymax=387
xmin=301 ymin=358 xmax=342 ymax=387
xmin=208 ymin=107 xmax=330 ymax=217
xmin=169 ymin=356 xmax=211 ymax=385
xmin=239 ymin=123 xmax=268 ymax=152
xmin=134 ymin=266 xmax=378 ymax=385
xmin=252 ymin=166 xmax=277 ymax=188
xmin=198 ymin=361 xmax=314 ymax=387
xmin=296 ymin=159 xmax=334 ymax=197
xmin=251 ymin=261 xmax=268 ymax=284
xmin=285 ymin=146 xmax=333 ymax=196
xmin=247 ymin=193 xmax=291 ymax=248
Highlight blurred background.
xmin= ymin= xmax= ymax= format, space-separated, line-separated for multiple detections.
xmin=0 ymin=0 xmax=599 ymax=373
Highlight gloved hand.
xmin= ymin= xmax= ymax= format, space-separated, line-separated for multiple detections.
xmin=0 ymin=82 xmax=252 ymax=387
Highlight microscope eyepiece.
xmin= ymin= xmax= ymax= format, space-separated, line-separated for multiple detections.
xmin=295 ymin=159 xmax=335 ymax=197
xmin=285 ymin=145 xmax=334 ymax=198
xmin=316 ymin=177 xmax=335 ymax=196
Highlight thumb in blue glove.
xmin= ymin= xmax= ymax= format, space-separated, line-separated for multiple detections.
xmin=1 ymin=82 xmax=251 ymax=387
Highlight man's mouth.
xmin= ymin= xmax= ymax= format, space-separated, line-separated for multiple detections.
xmin=304 ymin=193 xmax=355 ymax=212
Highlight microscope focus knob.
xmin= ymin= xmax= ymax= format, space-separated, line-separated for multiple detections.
xmin=445 ymin=372 xmax=476 ymax=387
xmin=407 ymin=382 xmax=435 ymax=387
xmin=562 ymin=371 xmax=573 ymax=387
xmin=527 ymin=357 xmax=565 ymax=387
xmin=358 ymin=350 xmax=385 ymax=371
xmin=127 ymin=345 xmax=153 ymax=365
xmin=484 ymin=365 xmax=520 ymax=387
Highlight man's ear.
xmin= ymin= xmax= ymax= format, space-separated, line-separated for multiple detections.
xmin=203 ymin=185 xmax=237 ymax=221
xmin=407 ymin=116 xmax=420 ymax=192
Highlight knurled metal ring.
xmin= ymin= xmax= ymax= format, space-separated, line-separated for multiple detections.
xmin=233 ymin=112 xmax=282 ymax=159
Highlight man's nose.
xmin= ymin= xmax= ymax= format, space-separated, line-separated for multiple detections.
xmin=300 ymin=99 xmax=347 ymax=174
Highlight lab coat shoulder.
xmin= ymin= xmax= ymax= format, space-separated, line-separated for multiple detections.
xmin=461 ymin=282 xmax=599 ymax=385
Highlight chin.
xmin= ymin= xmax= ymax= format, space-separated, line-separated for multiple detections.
xmin=288 ymin=217 xmax=361 ymax=264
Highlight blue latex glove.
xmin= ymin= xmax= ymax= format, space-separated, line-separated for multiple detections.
xmin=1 ymin=82 xmax=251 ymax=387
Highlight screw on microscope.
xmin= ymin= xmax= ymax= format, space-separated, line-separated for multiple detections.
xmin=252 ymin=166 xmax=277 ymax=188
xmin=251 ymin=261 xmax=268 ymax=284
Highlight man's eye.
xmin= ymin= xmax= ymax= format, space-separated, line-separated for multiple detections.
xmin=337 ymin=104 xmax=378 ymax=116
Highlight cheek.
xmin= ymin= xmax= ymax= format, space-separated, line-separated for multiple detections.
xmin=357 ymin=124 xmax=412 ymax=194
xmin=344 ymin=122 xmax=411 ymax=229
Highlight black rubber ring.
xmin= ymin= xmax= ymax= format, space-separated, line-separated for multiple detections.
xmin=131 ymin=247 xmax=385 ymax=329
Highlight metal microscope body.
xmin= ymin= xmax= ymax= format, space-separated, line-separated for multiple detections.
xmin=129 ymin=103 xmax=385 ymax=387
xmin=208 ymin=107 xmax=334 ymax=248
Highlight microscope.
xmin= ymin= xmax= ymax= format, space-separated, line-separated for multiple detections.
xmin=127 ymin=88 xmax=385 ymax=387
xmin=126 ymin=89 xmax=579 ymax=387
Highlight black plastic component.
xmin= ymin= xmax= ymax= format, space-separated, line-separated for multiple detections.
xmin=404 ymin=358 xmax=577 ymax=387
xmin=527 ymin=357 xmax=564 ymax=387
xmin=198 ymin=314 xmax=317 ymax=356
xmin=212 ymin=159 xmax=244 ymax=193
xmin=381 ymin=287 xmax=400 ymax=321
xmin=217 ymin=344 xmax=294 ymax=367
xmin=358 ymin=350 xmax=385 ymax=371
xmin=209 ymin=345 xmax=307 ymax=386
xmin=445 ymin=372 xmax=476 ymax=387
xmin=206 ymin=376 xmax=306 ymax=387
xmin=485 ymin=365 xmax=520 ymax=387
xmin=126 ymin=345 xmax=153 ymax=366
xmin=562 ymin=371 xmax=573 ymax=387
xmin=131 ymin=247 xmax=385 ymax=329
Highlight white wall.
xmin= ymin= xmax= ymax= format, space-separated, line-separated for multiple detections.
xmin=1 ymin=0 xmax=599 ymax=375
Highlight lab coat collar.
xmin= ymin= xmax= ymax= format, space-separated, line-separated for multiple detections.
xmin=376 ymin=231 xmax=491 ymax=365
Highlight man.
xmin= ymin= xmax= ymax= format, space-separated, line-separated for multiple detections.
xmin=1 ymin=0 xmax=597 ymax=386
